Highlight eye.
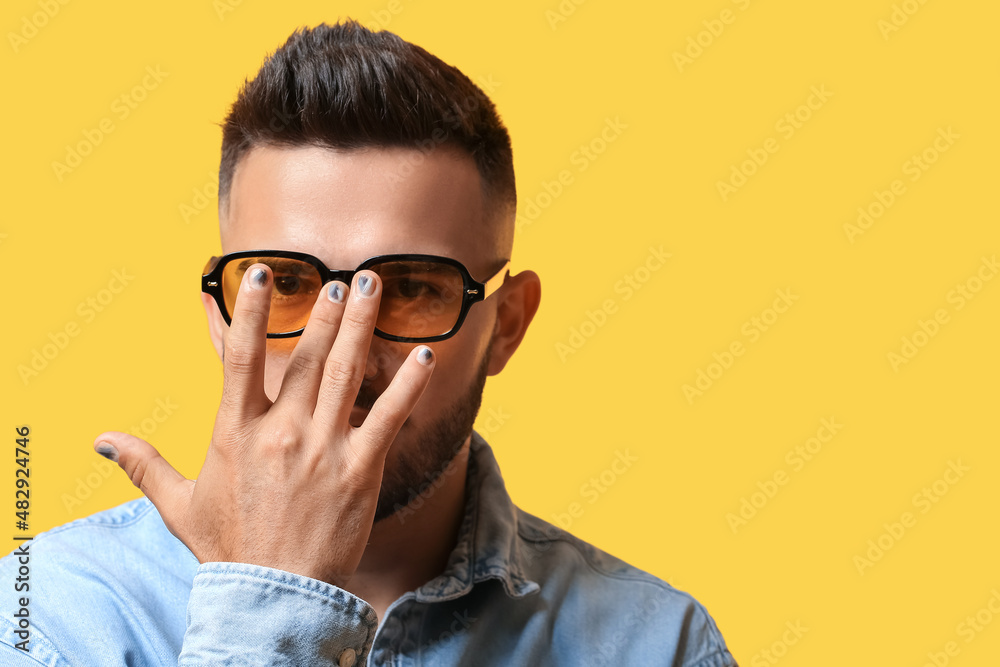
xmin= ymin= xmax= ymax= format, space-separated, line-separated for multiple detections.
xmin=273 ymin=274 xmax=301 ymax=296
xmin=397 ymin=278 xmax=430 ymax=298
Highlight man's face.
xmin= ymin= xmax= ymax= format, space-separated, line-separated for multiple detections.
xmin=206 ymin=143 xmax=503 ymax=522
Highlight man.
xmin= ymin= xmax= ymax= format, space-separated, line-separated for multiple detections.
xmin=0 ymin=20 xmax=736 ymax=666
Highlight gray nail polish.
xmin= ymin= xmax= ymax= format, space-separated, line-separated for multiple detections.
xmin=96 ymin=442 xmax=119 ymax=462
xmin=250 ymin=268 xmax=267 ymax=288
xmin=417 ymin=346 xmax=434 ymax=366
xmin=358 ymin=274 xmax=374 ymax=296
xmin=328 ymin=283 xmax=345 ymax=303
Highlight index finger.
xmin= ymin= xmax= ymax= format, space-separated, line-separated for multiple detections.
xmin=220 ymin=262 xmax=273 ymax=420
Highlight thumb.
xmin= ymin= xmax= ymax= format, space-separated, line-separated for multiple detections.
xmin=93 ymin=432 xmax=192 ymax=525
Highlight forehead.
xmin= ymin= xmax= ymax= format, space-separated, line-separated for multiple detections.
xmin=221 ymin=144 xmax=496 ymax=272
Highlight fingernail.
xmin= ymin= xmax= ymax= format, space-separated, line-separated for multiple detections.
xmin=328 ymin=282 xmax=346 ymax=303
xmin=357 ymin=274 xmax=374 ymax=296
xmin=249 ymin=268 xmax=268 ymax=289
xmin=95 ymin=441 xmax=119 ymax=462
xmin=417 ymin=346 xmax=434 ymax=366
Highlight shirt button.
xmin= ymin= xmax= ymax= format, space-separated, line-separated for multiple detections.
xmin=338 ymin=647 xmax=357 ymax=667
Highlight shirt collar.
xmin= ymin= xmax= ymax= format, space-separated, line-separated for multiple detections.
xmin=413 ymin=430 xmax=541 ymax=603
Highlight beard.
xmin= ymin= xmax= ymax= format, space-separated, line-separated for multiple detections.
xmin=356 ymin=339 xmax=493 ymax=524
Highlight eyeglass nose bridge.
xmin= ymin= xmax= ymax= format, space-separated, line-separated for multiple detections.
xmin=321 ymin=268 xmax=360 ymax=287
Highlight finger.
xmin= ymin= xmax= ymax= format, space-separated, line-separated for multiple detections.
xmin=354 ymin=345 xmax=435 ymax=463
xmin=313 ymin=270 xmax=381 ymax=432
xmin=221 ymin=263 xmax=273 ymax=420
xmin=273 ymin=280 xmax=350 ymax=409
xmin=93 ymin=431 xmax=192 ymax=533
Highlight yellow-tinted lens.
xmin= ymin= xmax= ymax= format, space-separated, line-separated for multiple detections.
xmin=370 ymin=260 xmax=464 ymax=338
xmin=222 ymin=256 xmax=323 ymax=333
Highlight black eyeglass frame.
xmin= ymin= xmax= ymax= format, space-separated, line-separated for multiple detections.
xmin=202 ymin=249 xmax=511 ymax=343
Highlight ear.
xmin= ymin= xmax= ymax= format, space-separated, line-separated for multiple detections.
xmin=486 ymin=270 xmax=541 ymax=376
xmin=200 ymin=292 xmax=226 ymax=362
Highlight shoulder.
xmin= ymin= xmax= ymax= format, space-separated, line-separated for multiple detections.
xmin=1 ymin=496 xmax=192 ymax=568
xmin=0 ymin=498 xmax=198 ymax=660
xmin=512 ymin=507 xmax=736 ymax=666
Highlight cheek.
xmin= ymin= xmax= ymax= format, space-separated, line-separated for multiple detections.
xmin=368 ymin=339 xmax=413 ymax=380
xmin=412 ymin=335 xmax=486 ymax=416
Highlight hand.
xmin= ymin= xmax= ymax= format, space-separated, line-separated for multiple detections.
xmin=92 ymin=264 xmax=435 ymax=586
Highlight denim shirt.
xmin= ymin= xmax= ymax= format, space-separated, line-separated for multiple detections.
xmin=0 ymin=431 xmax=737 ymax=666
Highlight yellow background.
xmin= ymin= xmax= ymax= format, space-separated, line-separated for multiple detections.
xmin=3 ymin=0 xmax=998 ymax=664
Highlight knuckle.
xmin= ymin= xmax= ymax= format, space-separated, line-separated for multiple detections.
xmin=284 ymin=350 xmax=321 ymax=379
xmin=324 ymin=358 xmax=361 ymax=389
xmin=127 ymin=453 xmax=158 ymax=494
xmin=339 ymin=446 xmax=381 ymax=491
xmin=258 ymin=423 xmax=302 ymax=456
xmin=224 ymin=344 xmax=262 ymax=375
xmin=361 ymin=409 xmax=397 ymax=443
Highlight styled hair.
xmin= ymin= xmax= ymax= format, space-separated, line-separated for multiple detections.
xmin=218 ymin=20 xmax=516 ymax=228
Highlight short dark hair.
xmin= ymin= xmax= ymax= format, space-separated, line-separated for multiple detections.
xmin=218 ymin=20 xmax=516 ymax=230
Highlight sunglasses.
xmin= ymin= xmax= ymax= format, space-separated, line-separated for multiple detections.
xmin=202 ymin=250 xmax=510 ymax=342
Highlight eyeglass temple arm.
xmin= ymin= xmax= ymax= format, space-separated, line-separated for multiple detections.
xmin=476 ymin=260 xmax=510 ymax=299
